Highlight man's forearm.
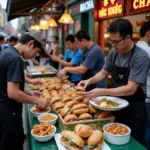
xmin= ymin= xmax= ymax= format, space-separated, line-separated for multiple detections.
xmin=98 ymin=85 xmax=137 ymax=97
xmin=57 ymin=58 xmax=73 ymax=67
xmin=9 ymin=89 xmax=37 ymax=104
xmin=90 ymin=69 xmax=108 ymax=85
xmin=65 ymin=66 xmax=86 ymax=74
xmin=24 ymin=88 xmax=32 ymax=95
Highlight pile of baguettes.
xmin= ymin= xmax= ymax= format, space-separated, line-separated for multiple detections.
xmin=29 ymin=77 xmax=72 ymax=90
xmin=61 ymin=124 xmax=104 ymax=150
xmin=39 ymin=77 xmax=73 ymax=99
xmin=39 ymin=77 xmax=111 ymax=123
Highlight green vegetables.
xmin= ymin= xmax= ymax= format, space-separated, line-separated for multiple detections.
xmin=68 ymin=140 xmax=75 ymax=145
xmin=87 ymin=144 xmax=97 ymax=149
xmin=107 ymin=100 xmax=119 ymax=107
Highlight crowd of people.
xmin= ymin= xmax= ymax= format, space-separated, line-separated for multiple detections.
xmin=0 ymin=18 xmax=150 ymax=150
xmin=0 ymin=35 xmax=19 ymax=51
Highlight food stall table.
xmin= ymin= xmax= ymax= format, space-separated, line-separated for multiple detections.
xmin=26 ymin=104 xmax=147 ymax=150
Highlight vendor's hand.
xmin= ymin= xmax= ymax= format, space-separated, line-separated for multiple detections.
xmin=36 ymin=98 xmax=50 ymax=109
xmin=57 ymin=69 xmax=66 ymax=79
xmin=59 ymin=54 xmax=64 ymax=60
xmin=31 ymin=78 xmax=43 ymax=84
xmin=78 ymin=79 xmax=90 ymax=89
xmin=25 ymin=72 xmax=32 ymax=78
xmin=32 ymin=58 xmax=39 ymax=65
xmin=34 ymin=60 xmax=39 ymax=66
xmin=82 ymin=88 xmax=101 ymax=99
xmin=51 ymin=55 xmax=58 ymax=61
xmin=32 ymin=91 xmax=41 ymax=97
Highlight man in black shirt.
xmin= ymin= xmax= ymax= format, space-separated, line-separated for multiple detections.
xmin=0 ymin=30 xmax=50 ymax=150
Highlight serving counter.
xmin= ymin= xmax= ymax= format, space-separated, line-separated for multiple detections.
xmin=26 ymin=104 xmax=147 ymax=150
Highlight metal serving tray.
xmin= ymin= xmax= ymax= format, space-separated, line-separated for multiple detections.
xmin=27 ymin=65 xmax=57 ymax=78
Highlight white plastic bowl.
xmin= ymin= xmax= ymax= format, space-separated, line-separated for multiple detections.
xmin=31 ymin=125 xmax=56 ymax=142
xmin=38 ymin=113 xmax=58 ymax=125
xmin=103 ymin=123 xmax=131 ymax=145
xmin=30 ymin=106 xmax=51 ymax=118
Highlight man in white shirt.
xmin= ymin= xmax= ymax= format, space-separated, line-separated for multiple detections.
xmin=136 ymin=21 xmax=150 ymax=150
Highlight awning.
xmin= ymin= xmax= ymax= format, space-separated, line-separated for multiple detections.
xmin=0 ymin=31 xmax=9 ymax=37
xmin=6 ymin=0 xmax=60 ymax=21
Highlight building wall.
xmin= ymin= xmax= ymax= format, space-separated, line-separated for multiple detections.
xmin=95 ymin=0 xmax=150 ymax=54
xmin=68 ymin=0 xmax=95 ymax=40
xmin=0 ymin=5 xmax=7 ymax=28
xmin=59 ymin=0 xmax=95 ymax=53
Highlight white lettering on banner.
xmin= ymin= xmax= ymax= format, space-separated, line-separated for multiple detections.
xmin=80 ymin=0 xmax=94 ymax=12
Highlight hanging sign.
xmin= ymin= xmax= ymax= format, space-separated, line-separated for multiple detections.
xmin=80 ymin=0 xmax=94 ymax=12
xmin=130 ymin=0 xmax=150 ymax=13
xmin=98 ymin=0 xmax=124 ymax=19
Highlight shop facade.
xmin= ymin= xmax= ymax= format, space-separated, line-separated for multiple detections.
xmin=67 ymin=0 xmax=95 ymax=41
xmin=95 ymin=0 xmax=150 ymax=56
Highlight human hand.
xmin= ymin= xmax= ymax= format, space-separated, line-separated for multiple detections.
xmin=36 ymin=98 xmax=50 ymax=109
xmin=59 ymin=54 xmax=64 ymax=59
xmin=25 ymin=72 xmax=32 ymax=78
xmin=31 ymin=91 xmax=41 ymax=97
xmin=31 ymin=78 xmax=43 ymax=84
xmin=78 ymin=79 xmax=91 ymax=89
xmin=32 ymin=58 xmax=39 ymax=65
xmin=57 ymin=69 xmax=66 ymax=79
xmin=34 ymin=60 xmax=39 ymax=65
xmin=82 ymin=88 xmax=101 ymax=99
xmin=51 ymin=55 xmax=58 ymax=61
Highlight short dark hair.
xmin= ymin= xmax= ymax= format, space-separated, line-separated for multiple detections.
xmin=107 ymin=18 xmax=133 ymax=38
xmin=0 ymin=35 xmax=4 ymax=41
xmin=19 ymin=34 xmax=42 ymax=49
xmin=74 ymin=30 xmax=91 ymax=41
xmin=52 ymin=36 xmax=58 ymax=41
xmin=9 ymin=36 xmax=19 ymax=42
xmin=65 ymin=34 xmax=75 ymax=43
xmin=140 ymin=21 xmax=150 ymax=37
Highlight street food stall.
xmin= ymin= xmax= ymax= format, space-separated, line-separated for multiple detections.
xmin=5 ymin=0 xmax=148 ymax=149
xmin=24 ymin=67 xmax=147 ymax=150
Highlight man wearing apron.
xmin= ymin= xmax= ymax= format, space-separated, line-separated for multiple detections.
xmin=79 ymin=19 xmax=150 ymax=145
xmin=58 ymin=30 xmax=106 ymax=90
xmin=51 ymin=35 xmax=83 ymax=85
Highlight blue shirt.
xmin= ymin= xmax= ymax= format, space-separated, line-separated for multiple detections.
xmin=82 ymin=43 xmax=107 ymax=88
xmin=3 ymin=44 xmax=9 ymax=50
xmin=64 ymin=48 xmax=83 ymax=82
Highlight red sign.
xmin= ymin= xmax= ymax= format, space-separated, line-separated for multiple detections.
xmin=69 ymin=5 xmax=79 ymax=14
xmin=98 ymin=0 xmax=124 ymax=19
xmin=130 ymin=0 xmax=150 ymax=13
xmin=64 ymin=24 xmax=68 ymax=32
xmin=72 ymin=6 xmax=79 ymax=12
